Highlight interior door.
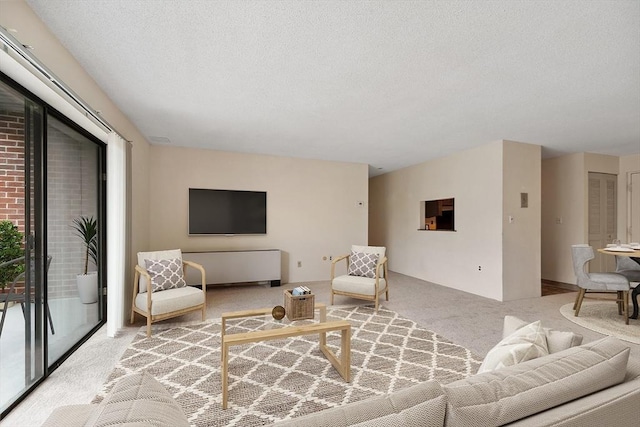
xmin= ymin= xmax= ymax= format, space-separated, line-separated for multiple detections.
xmin=588 ymin=172 xmax=617 ymax=272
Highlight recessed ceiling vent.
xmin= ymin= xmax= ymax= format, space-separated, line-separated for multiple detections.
xmin=148 ymin=136 xmax=171 ymax=144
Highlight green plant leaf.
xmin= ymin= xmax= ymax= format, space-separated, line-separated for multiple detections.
xmin=71 ymin=216 xmax=98 ymax=275
xmin=0 ymin=220 xmax=25 ymax=288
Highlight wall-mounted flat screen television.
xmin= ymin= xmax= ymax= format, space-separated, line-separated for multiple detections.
xmin=188 ymin=188 xmax=267 ymax=235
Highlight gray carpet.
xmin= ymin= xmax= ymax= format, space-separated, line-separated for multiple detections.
xmin=4 ymin=271 xmax=640 ymax=426
xmin=95 ymin=306 xmax=481 ymax=426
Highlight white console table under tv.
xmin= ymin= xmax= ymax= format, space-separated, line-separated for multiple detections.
xmin=182 ymin=249 xmax=281 ymax=287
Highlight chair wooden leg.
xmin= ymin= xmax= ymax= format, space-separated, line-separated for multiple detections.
xmin=130 ymin=308 xmax=135 ymax=324
xmin=374 ymin=294 xmax=379 ymax=311
xmin=146 ymin=317 xmax=152 ymax=337
xmin=617 ymin=291 xmax=623 ymax=315
xmin=330 ymin=290 xmax=334 ymax=306
xmin=574 ymin=289 xmax=586 ymax=316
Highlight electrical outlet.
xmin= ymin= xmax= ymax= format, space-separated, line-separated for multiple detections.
xmin=297 ymin=261 xmax=302 ymax=268
xmin=329 ymin=255 xmax=333 ymax=261
xmin=478 ymin=265 xmax=482 ymax=271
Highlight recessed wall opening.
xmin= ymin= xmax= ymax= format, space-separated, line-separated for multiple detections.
xmin=419 ymin=198 xmax=455 ymax=231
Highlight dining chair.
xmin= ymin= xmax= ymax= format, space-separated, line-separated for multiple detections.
xmin=614 ymin=256 xmax=640 ymax=319
xmin=0 ymin=255 xmax=55 ymax=337
xmin=571 ymin=244 xmax=630 ymax=325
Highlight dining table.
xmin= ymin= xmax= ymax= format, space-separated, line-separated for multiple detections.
xmin=597 ymin=247 xmax=640 ymax=319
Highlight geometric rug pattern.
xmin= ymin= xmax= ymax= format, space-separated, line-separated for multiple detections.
xmin=95 ymin=306 xmax=482 ymax=426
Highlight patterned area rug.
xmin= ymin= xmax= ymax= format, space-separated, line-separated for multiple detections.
xmin=560 ymin=302 xmax=640 ymax=344
xmin=96 ymin=306 xmax=481 ymax=426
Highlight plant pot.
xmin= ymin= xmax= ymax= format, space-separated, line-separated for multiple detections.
xmin=76 ymin=272 xmax=98 ymax=304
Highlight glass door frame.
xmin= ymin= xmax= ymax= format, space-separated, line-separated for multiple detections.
xmin=0 ymin=72 xmax=107 ymax=419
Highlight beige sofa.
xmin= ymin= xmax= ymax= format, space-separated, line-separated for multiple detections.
xmin=41 ymin=371 xmax=189 ymax=427
xmin=274 ymin=336 xmax=640 ymax=427
xmin=41 ymin=336 xmax=639 ymax=427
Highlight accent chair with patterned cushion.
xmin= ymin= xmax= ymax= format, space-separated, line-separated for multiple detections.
xmin=130 ymin=249 xmax=206 ymax=336
xmin=331 ymin=245 xmax=388 ymax=310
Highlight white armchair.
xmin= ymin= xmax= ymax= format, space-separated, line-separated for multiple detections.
xmin=130 ymin=249 xmax=206 ymax=336
xmin=331 ymin=245 xmax=388 ymax=310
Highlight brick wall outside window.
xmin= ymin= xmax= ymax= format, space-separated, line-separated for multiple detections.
xmin=0 ymin=111 xmax=25 ymax=232
xmin=47 ymin=123 xmax=98 ymax=299
xmin=1 ymin=112 xmax=98 ymax=300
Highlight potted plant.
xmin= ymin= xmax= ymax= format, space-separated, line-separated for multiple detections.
xmin=0 ymin=220 xmax=24 ymax=298
xmin=72 ymin=215 xmax=98 ymax=304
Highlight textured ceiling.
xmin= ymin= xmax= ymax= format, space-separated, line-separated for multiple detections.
xmin=22 ymin=0 xmax=640 ymax=175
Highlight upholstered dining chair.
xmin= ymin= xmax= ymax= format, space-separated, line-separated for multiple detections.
xmin=331 ymin=245 xmax=388 ymax=310
xmin=130 ymin=249 xmax=206 ymax=336
xmin=614 ymin=256 xmax=640 ymax=319
xmin=571 ymin=244 xmax=630 ymax=325
xmin=614 ymin=255 xmax=640 ymax=282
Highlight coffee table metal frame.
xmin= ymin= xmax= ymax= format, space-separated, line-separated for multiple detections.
xmin=220 ymin=303 xmax=351 ymax=409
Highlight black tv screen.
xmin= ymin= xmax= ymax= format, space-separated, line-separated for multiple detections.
xmin=189 ymin=188 xmax=267 ymax=235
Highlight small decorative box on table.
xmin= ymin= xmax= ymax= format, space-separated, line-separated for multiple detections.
xmin=284 ymin=289 xmax=315 ymax=320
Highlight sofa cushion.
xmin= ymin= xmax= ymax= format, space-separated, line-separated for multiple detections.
xmin=544 ymin=329 xmax=583 ymax=354
xmin=442 ymin=336 xmax=630 ymax=427
xmin=134 ymin=286 xmax=204 ymax=315
xmin=41 ymin=404 xmax=99 ymax=427
xmin=503 ymin=315 xmax=583 ymax=354
xmin=332 ymin=275 xmax=387 ymax=296
xmin=274 ymin=380 xmax=446 ymax=426
xmin=86 ymin=372 xmax=189 ymax=427
xmin=507 ymin=358 xmax=640 ymax=426
xmin=477 ymin=320 xmax=548 ymax=373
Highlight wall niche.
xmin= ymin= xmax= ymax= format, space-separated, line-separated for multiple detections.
xmin=419 ymin=198 xmax=455 ymax=231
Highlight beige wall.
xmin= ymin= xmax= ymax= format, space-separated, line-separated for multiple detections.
xmin=618 ymin=154 xmax=640 ymax=242
xmin=370 ymin=141 xmax=506 ymax=300
xmin=370 ymin=140 xmax=541 ymax=301
xmin=149 ymin=146 xmax=369 ymax=283
xmin=502 ymin=141 xmax=541 ymax=300
xmin=541 ymin=153 xmax=585 ymax=283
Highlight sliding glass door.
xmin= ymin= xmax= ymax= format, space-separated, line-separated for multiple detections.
xmin=0 ymin=75 xmax=106 ymax=416
xmin=0 ymin=78 xmax=45 ymax=416
xmin=46 ymin=115 xmax=104 ymax=364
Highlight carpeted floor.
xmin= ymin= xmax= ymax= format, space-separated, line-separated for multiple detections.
xmin=95 ymin=306 xmax=481 ymax=426
xmin=560 ymin=301 xmax=640 ymax=344
xmin=4 ymin=272 xmax=640 ymax=426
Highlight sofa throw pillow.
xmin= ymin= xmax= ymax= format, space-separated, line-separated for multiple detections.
xmin=477 ymin=320 xmax=548 ymax=373
xmin=502 ymin=315 xmax=583 ymax=354
xmin=144 ymin=258 xmax=187 ymax=293
xmin=348 ymin=251 xmax=379 ymax=278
